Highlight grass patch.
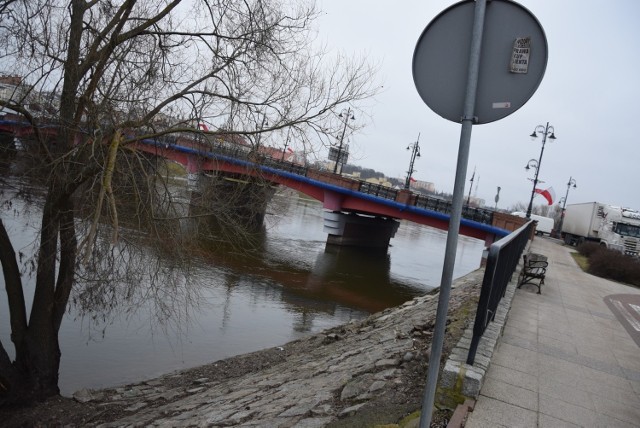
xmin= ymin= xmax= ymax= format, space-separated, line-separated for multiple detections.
xmin=570 ymin=252 xmax=589 ymax=271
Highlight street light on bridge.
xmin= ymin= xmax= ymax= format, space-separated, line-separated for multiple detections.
xmin=525 ymin=122 xmax=556 ymax=218
xmin=556 ymin=176 xmax=577 ymax=238
xmin=255 ymin=114 xmax=268 ymax=150
xmin=332 ymin=107 xmax=355 ymax=174
xmin=281 ymin=128 xmax=291 ymax=161
xmin=404 ymin=133 xmax=421 ymax=190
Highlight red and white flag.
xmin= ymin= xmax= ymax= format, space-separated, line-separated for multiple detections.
xmin=198 ymin=123 xmax=209 ymax=131
xmin=534 ymin=186 xmax=555 ymax=205
xmin=410 ymin=177 xmax=417 ymax=183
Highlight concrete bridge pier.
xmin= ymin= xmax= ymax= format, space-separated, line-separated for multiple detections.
xmin=188 ymin=172 xmax=276 ymax=229
xmin=323 ymin=211 xmax=399 ymax=250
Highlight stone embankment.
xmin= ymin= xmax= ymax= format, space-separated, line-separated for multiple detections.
xmin=69 ymin=269 xmax=484 ymax=427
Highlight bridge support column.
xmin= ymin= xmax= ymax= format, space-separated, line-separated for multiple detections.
xmin=189 ymin=173 xmax=276 ymax=229
xmin=323 ymin=211 xmax=399 ymax=250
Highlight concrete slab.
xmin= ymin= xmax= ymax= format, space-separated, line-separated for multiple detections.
xmin=538 ymin=413 xmax=580 ymax=428
xmin=485 ymin=363 xmax=538 ymax=393
xmin=539 ymin=393 xmax=597 ymax=427
xmin=491 ymin=343 xmax=539 ymax=375
xmin=592 ymin=394 xmax=640 ymax=425
xmin=464 ymin=395 xmax=537 ymax=428
xmin=480 ymin=377 xmax=538 ymax=411
xmin=538 ymin=377 xmax=594 ymax=409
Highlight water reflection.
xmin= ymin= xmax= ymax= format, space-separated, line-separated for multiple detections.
xmin=1 ymin=177 xmax=485 ymax=395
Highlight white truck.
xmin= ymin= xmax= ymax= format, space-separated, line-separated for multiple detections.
xmin=511 ymin=212 xmax=555 ymax=236
xmin=561 ymin=202 xmax=640 ymax=256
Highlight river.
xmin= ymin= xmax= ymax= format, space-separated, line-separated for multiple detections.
xmin=0 ymin=183 xmax=485 ymax=396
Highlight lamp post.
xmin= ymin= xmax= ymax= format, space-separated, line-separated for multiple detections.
xmin=333 ymin=107 xmax=354 ymax=174
xmin=525 ymin=122 xmax=556 ymax=218
xmin=281 ymin=128 xmax=291 ymax=161
xmin=556 ymin=176 xmax=576 ymax=237
xmin=466 ymin=167 xmax=476 ymax=207
xmin=404 ymin=133 xmax=421 ymax=189
xmin=255 ymin=114 xmax=268 ymax=150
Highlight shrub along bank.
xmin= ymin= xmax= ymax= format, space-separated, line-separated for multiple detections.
xmin=576 ymin=242 xmax=640 ymax=287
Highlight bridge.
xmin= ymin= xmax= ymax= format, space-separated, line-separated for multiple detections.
xmin=0 ymin=118 xmax=524 ymax=250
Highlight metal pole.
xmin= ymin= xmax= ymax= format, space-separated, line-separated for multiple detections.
xmin=419 ymin=0 xmax=486 ymax=426
xmin=333 ymin=107 xmax=351 ymax=174
xmin=466 ymin=167 xmax=475 ymax=206
xmin=281 ymin=128 xmax=290 ymax=161
xmin=526 ymin=122 xmax=549 ymax=218
xmin=556 ymin=176 xmax=574 ymax=236
xmin=405 ymin=133 xmax=421 ymax=190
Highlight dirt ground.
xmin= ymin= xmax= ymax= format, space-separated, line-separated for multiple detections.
xmin=1 ymin=285 xmax=478 ymax=428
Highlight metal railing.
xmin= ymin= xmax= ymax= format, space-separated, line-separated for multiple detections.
xmin=415 ymin=194 xmax=452 ymax=213
xmin=466 ymin=220 xmax=534 ymax=365
xmin=202 ymin=142 xmax=496 ymax=225
xmin=358 ymin=181 xmax=398 ymax=201
xmin=1 ymin=119 xmax=497 ymax=226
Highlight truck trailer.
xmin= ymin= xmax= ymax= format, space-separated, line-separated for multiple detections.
xmin=561 ymin=202 xmax=640 ymax=256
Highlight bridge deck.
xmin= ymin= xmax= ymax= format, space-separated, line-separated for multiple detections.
xmin=0 ymin=119 xmax=511 ymax=242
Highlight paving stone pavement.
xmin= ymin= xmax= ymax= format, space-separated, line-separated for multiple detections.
xmin=465 ymin=238 xmax=640 ymax=428
xmin=85 ymin=270 xmax=484 ymax=427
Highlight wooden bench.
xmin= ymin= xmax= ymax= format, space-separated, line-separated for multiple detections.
xmin=517 ymin=253 xmax=548 ymax=294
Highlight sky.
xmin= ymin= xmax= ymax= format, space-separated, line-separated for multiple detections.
xmin=313 ymin=0 xmax=640 ymax=211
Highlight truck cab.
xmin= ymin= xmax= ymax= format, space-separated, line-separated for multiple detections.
xmin=606 ymin=209 xmax=640 ymax=255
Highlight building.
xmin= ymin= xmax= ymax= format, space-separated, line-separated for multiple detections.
xmin=410 ymin=179 xmax=435 ymax=193
xmin=0 ymin=75 xmax=27 ymax=103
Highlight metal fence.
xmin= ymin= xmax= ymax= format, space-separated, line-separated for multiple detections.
xmin=358 ymin=181 xmax=398 ymax=200
xmin=466 ymin=220 xmax=534 ymax=365
xmin=145 ymin=136 xmax=497 ymax=225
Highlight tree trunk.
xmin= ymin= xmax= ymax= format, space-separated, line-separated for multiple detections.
xmin=0 ymin=179 xmax=75 ymax=406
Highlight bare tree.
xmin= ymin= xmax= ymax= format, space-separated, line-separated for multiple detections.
xmin=0 ymin=0 xmax=378 ymax=405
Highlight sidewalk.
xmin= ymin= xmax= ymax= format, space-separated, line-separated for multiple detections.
xmin=465 ymin=238 xmax=640 ymax=427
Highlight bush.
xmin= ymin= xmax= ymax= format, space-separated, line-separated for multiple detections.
xmin=586 ymin=246 xmax=640 ymax=287
xmin=577 ymin=241 xmax=601 ymax=258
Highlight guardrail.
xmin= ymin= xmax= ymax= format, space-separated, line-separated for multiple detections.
xmin=466 ymin=219 xmax=534 ymax=365
xmin=3 ymin=119 xmax=496 ymax=227
xmin=187 ymin=139 xmax=496 ymax=226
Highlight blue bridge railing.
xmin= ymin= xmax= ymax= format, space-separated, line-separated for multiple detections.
xmin=0 ymin=119 xmax=498 ymax=227
xmin=184 ymin=138 xmax=497 ymax=226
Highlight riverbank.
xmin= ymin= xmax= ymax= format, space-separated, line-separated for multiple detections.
xmin=3 ymin=268 xmax=484 ymax=427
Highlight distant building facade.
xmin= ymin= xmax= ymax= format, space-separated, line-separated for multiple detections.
xmin=0 ymin=75 xmax=27 ymax=103
xmin=410 ymin=179 xmax=435 ymax=193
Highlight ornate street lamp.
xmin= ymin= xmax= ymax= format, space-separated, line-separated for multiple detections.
xmin=556 ymin=176 xmax=577 ymax=237
xmin=255 ymin=114 xmax=268 ymax=150
xmin=466 ymin=167 xmax=476 ymax=207
xmin=525 ymin=122 xmax=556 ymax=218
xmin=404 ymin=133 xmax=421 ymax=189
xmin=281 ymin=128 xmax=291 ymax=161
xmin=333 ymin=107 xmax=355 ymax=174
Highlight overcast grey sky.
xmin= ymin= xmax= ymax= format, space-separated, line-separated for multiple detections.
xmin=313 ymin=0 xmax=639 ymax=211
